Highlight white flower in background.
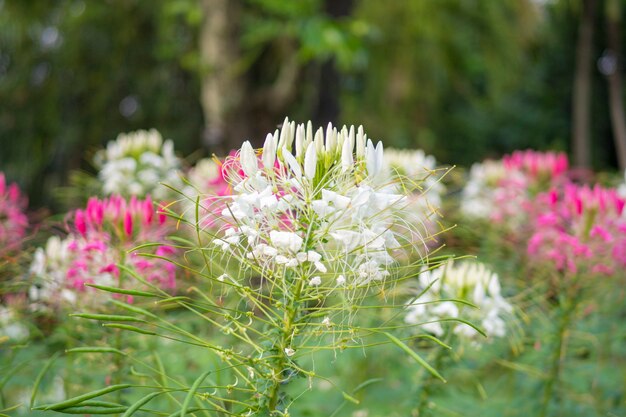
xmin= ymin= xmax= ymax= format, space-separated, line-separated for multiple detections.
xmin=94 ymin=129 xmax=182 ymax=200
xmin=210 ymin=119 xmax=436 ymax=291
xmin=405 ymin=261 xmax=512 ymax=341
xmin=383 ymin=148 xmax=445 ymax=209
xmin=461 ymin=160 xmax=509 ymax=219
xmin=186 ymin=158 xmax=222 ymax=193
xmin=0 ymin=306 xmax=29 ymax=341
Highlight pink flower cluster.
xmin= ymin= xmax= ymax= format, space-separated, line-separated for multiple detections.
xmin=527 ymin=183 xmax=626 ymax=276
xmin=69 ymin=195 xmax=178 ymax=291
xmin=30 ymin=195 xmax=178 ymax=308
xmin=503 ymin=150 xmax=569 ymax=181
xmin=0 ymin=173 xmax=28 ymax=256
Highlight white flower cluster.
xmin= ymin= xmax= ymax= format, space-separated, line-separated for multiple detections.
xmin=460 ymin=160 xmax=526 ymax=221
xmin=405 ymin=261 xmax=512 ymax=340
xmin=383 ymin=148 xmax=445 ymax=209
xmin=212 ymin=119 xmax=429 ymax=289
xmin=94 ymin=129 xmax=182 ymax=200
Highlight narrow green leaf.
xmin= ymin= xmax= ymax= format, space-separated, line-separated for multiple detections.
xmin=39 ymin=384 xmax=131 ymax=410
xmin=86 ymin=284 xmax=157 ymax=297
xmin=413 ymin=334 xmax=452 ymax=349
xmin=103 ymin=324 xmax=156 ymax=335
xmin=69 ymin=400 xmax=124 ymax=408
xmin=50 ymin=406 xmax=128 ymax=414
xmin=352 ymin=378 xmax=384 ymax=393
xmin=71 ymin=313 xmax=145 ymax=323
xmin=30 ymin=351 xmax=61 ymax=408
xmin=0 ymin=403 xmax=22 ymax=414
xmin=181 ymin=371 xmax=211 ymax=417
xmin=122 ymin=392 xmax=162 ymax=417
xmin=438 ymin=318 xmax=486 ymax=337
xmin=383 ymin=332 xmax=446 ymax=383
xmin=66 ymin=347 xmax=125 ymax=355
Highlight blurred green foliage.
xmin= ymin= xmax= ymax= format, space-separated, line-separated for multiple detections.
xmin=1 ymin=0 xmax=625 ymax=209
xmin=0 ymin=0 xmax=204 ymax=208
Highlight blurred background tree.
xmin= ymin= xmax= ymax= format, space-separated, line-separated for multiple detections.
xmin=0 ymin=0 xmax=625 ymax=208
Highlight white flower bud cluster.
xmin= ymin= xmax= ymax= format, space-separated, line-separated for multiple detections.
xmin=405 ymin=261 xmax=513 ymax=341
xmin=211 ymin=119 xmax=429 ymax=289
xmin=94 ymin=129 xmax=182 ymax=200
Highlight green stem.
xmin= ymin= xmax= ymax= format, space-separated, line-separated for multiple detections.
xmin=539 ymin=298 xmax=574 ymax=417
xmin=266 ymin=273 xmax=306 ymax=415
xmin=114 ymin=252 xmax=126 ymax=410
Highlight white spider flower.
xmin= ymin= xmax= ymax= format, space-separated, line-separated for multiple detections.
xmin=94 ymin=129 xmax=182 ymax=200
xmin=211 ymin=118 xmax=437 ymax=295
xmin=405 ymin=261 xmax=513 ymax=341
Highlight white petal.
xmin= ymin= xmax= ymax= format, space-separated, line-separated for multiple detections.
xmin=281 ymin=148 xmax=302 ymax=180
xmin=262 ymin=133 xmax=276 ymax=169
xmin=240 ymin=141 xmax=258 ymax=178
xmin=304 ymin=144 xmax=317 ymax=181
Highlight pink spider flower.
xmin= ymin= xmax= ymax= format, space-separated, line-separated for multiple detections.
xmin=503 ymin=150 xmax=569 ymax=180
xmin=0 ymin=173 xmax=28 ymax=256
xmin=526 ymin=183 xmax=626 ymax=277
xmin=30 ymin=195 xmax=178 ymax=309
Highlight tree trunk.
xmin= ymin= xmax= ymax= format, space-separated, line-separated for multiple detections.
xmin=313 ymin=0 xmax=354 ymax=127
xmin=572 ymin=0 xmax=597 ymax=170
xmin=605 ymin=0 xmax=626 ymax=171
xmin=199 ymin=0 xmax=247 ymax=154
